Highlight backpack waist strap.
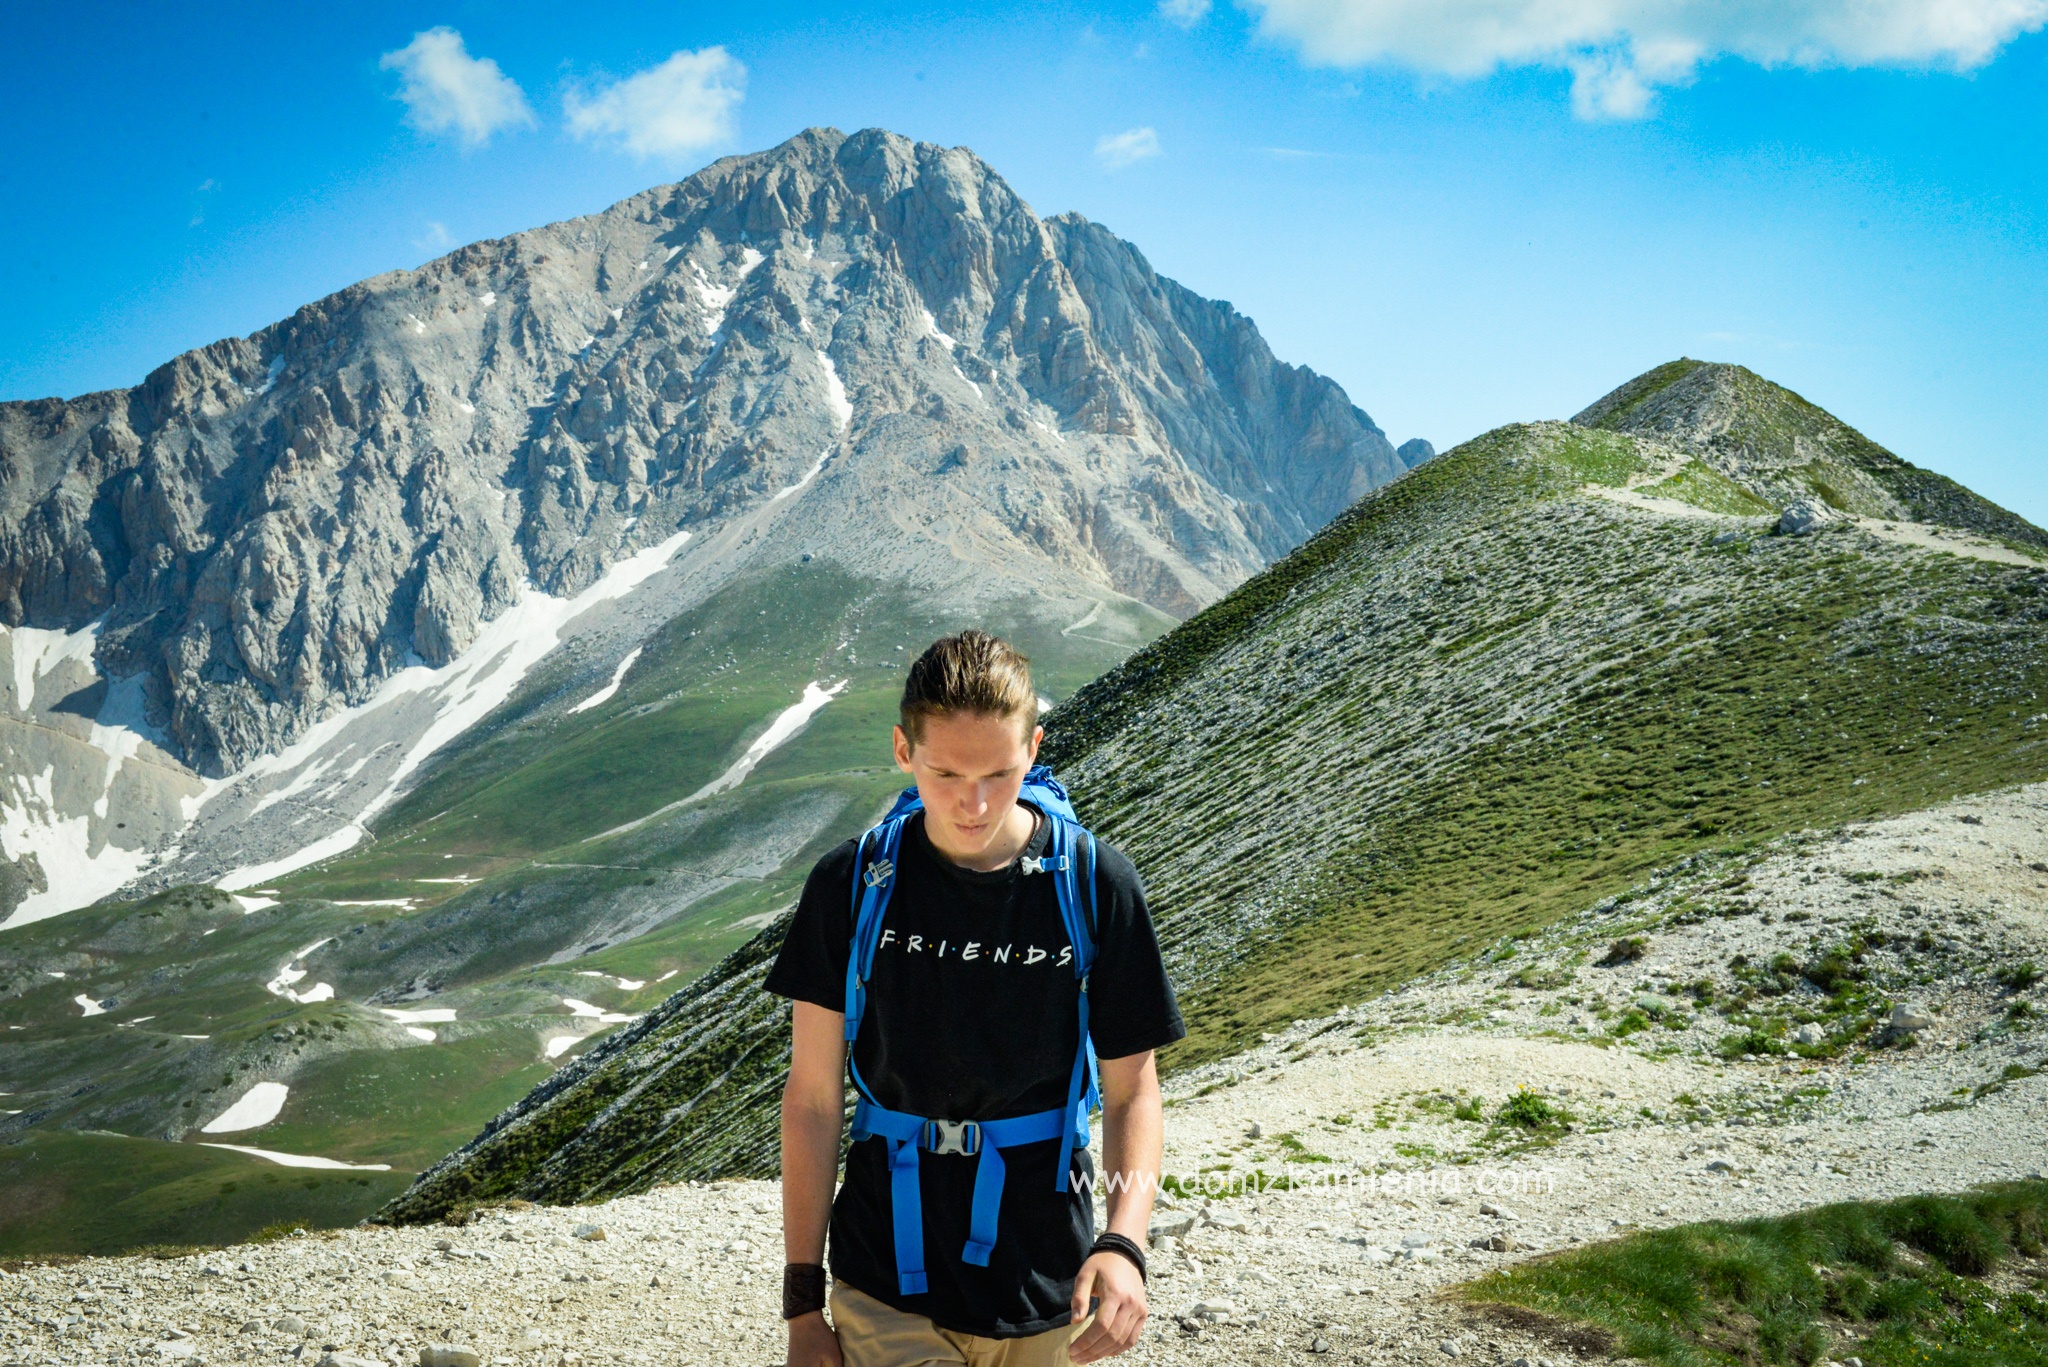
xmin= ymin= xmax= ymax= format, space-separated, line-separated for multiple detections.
xmin=850 ymin=1096 xmax=1079 ymax=1294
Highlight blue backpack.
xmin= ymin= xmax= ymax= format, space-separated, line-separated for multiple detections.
xmin=842 ymin=764 xmax=1101 ymax=1296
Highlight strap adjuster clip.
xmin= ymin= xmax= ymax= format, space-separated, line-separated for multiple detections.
xmin=920 ymin=1118 xmax=982 ymax=1156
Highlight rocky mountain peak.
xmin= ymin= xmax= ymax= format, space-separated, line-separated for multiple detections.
xmin=0 ymin=127 xmax=1401 ymax=782
xmin=1 ymin=128 xmax=1409 ymax=931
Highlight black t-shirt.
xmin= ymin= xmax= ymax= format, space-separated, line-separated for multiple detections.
xmin=764 ymin=804 xmax=1185 ymax=1338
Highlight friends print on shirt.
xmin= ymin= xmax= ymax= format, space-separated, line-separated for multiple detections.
xmin=873 ymin=928 xmax=1074 ymax=968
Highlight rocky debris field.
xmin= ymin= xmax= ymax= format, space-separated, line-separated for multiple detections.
xmin=7 ymin=782 xmax=2046 ymax=1367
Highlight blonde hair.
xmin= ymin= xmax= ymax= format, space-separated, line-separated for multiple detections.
xmin=899 ymin=630 xmax=1036 ymax=745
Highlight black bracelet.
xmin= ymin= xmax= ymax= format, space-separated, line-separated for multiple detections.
xmin=783 ymin=1262 xmax=827 ymax=1319
xmin=1089 ymin=1232 xmax=1147 ymax=1283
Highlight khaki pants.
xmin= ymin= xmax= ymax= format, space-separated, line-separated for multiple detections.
xmin=830 ymin=1278 xmax=1094 ymax=1367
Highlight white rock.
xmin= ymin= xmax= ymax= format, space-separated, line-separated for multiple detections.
xmin=419 ymin=1347 xmax=482 ymax=1367
xmin=1777 ymin=498 xmax=1839 ymax=536
xmin=571 ymin=1224 xmax=606 ymax=1242
xmin=1149 ymin=1214 xmax=1196 ymax=1242
xmin=1890 ymin=1003 xmax=1935 ymax=1032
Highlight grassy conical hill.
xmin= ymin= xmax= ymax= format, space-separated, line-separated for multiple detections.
xmin=377 ymin=369 xmax=2048 ymax=1221
xmin=1574 ymin=359 xmax=2048 ymax=554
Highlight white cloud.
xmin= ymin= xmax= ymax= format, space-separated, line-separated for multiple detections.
xmin=379 ymin=27 xmax=535 ymax=146
xmin=1242 ymin=0 xmax=2048 ymax=118
xmin=565 ymin=47 xmax=746 ymax=159
xmin=1095 ymin=127 xmax=1163 ymax=169
xmin=1160 ymin=0 xmax=1213 ymax=27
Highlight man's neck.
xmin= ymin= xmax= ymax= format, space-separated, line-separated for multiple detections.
xmin=925 ymin=802 xmax=1037 ymax=872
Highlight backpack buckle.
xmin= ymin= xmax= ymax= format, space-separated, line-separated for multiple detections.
xmin=863 ymin=859 xmax=895 ymax=889
xmin=920 ymin=1118 xmax=981 ymax=1156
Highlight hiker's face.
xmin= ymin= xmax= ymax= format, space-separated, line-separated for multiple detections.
xmin=894 ymin=711 xmax=1042 ymax=857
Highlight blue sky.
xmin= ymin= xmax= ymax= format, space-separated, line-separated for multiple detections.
xmin=4 ymin=0 xmax=2045 ymax=525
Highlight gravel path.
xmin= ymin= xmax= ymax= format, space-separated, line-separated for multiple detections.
xmin=8 ymin=784 xmax=2046 ymax=1367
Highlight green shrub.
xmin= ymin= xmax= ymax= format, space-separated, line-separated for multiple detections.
xmin=1598 ymin=937 xmax=1648 ymax=966
xmin=1496 ymin=1088 xmax=1564 ymax=1130
xmin=1997 ymin=961 xmax=2043 ymax=992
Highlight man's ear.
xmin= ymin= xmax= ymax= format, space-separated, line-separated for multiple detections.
xmin=1027 ymin=724 xmax=1043 ymax=761
xmin=892 ymin=724 xmax=915 ymax=774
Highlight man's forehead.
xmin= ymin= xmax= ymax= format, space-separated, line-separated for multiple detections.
xmin=908 ymin=713 xmax=1035 ymax=769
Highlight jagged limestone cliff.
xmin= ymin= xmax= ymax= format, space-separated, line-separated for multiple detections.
xmin=0 ymin=126 xmax=1401 ymax=928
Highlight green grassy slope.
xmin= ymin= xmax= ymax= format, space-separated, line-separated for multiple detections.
xmin=0 ymin=1131 xmax=411 ymax=1259
xmin=1046 ymin=419 xmax=2048 ymax=1066
xmin=0 ymin=562 xmax=1168 ymax=1255
xmin=1461 ymin=1181 xmax=2048 ymax=1366
xmin=375 ymin=366 xmax=2048 ymax=1221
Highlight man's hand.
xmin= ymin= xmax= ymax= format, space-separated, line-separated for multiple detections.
xmin=785 ymin=1310 xmax=842 ymax=1367
xmin=1067 ymin=1251 xmax=1146 ymax=1364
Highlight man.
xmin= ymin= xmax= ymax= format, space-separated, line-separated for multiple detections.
xmin=767 ymin=629 xmax=1184 ymax=1367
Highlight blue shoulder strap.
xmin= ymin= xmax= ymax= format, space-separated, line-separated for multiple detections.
xmin=1044 ymin=811 xmax=1099 ymax=1190
xmin=844 ymin=796 xmax=919 ymax=1046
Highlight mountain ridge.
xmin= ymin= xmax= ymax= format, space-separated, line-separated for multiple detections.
xmin=373 ymin=361 xmax=2048 ymax=1221
xmin=1573 ymin=358 xmax=2048 ymax=554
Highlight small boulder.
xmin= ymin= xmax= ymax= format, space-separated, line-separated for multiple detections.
xmin=1149 ymin=1213 xmax=1196 ymax=1242
xmin=419 ymin=1347 xmax=481 ymax=1367
xmin=1890 ymin=1003 xmax=1935 ymax=1032
xmin=571 ymin=1223 xmax=606 ymax=1241
xmin=1792 ymin=1023 xmax=1825 ymax=1047
xmin=276 ymin=1317 xmax=309 ymax=1336
xmin=1777 ymin=499 xmax=1839 ymax=536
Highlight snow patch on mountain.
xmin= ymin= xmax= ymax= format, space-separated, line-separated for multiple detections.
xmin=568 ymin=647 xmax=643 ymax=715
xmin=200 ymin=1081 xmax=290 ymax=1133
xmin=213 ymin=530 xmax=692 ymax=892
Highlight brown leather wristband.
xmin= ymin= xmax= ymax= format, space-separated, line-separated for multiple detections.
xmin=783 ymin=1262 xmax=827 ymax=1319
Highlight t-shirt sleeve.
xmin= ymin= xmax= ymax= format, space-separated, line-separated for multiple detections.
xmin=763 ymin=839 xmax=859 ymax=1012
xmin=1083 ymin=838 xmax=1186 ymax=1059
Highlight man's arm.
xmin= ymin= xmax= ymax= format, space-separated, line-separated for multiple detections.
xmin=1067 ymin=1048 xmax=1163 ymax=1365
xmin=783 ymin=1001 xmax=847 ymax=1367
